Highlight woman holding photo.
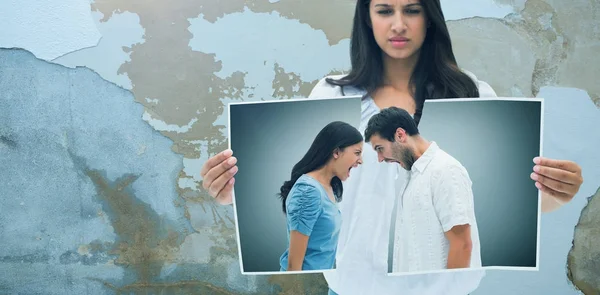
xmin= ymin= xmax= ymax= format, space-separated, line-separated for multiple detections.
xmin=278 ymin=121 xmax=363 ymax=271
xmin=200 ymin=0 xmax=584 ymax=293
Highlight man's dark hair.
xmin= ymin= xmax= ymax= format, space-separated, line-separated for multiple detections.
xmin=364 ymin=107 xmax=420 ymax=143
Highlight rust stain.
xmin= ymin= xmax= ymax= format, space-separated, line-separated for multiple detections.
xmin=89 ymin=278 xmax=241 ymax=295
xmin=567 ymin=186 xmax=600 ymax=295
xmin=85 ymin=170 xmax=184 ymax=282
xmin=60 ymin=240 xmax=115 ymax=265
xmin=267 ymin=273 xmax=329 ymax=295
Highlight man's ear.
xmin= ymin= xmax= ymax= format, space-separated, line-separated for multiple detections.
xmin=395 ymin=128 xmax=406 ymax=142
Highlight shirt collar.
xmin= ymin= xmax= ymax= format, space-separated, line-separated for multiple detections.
xmin=411 ymin=141 xmax=439 ymax=174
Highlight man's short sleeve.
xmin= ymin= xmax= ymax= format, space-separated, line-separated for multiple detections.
xmin=431 ymin=164 xmax=475 ymax=232
xmin=286 ymin=183 xmax=322 ymax=236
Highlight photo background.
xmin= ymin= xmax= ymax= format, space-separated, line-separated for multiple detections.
xmin=229 ymin=96 xmax=362 ymax=273
xmin=388 ymin=98 xmax=542 ymax=273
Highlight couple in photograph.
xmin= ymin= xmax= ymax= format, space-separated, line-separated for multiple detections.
xmin=275 ymin=107 xmax=480 ymax=274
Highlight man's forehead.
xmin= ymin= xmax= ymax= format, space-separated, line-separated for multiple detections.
xmin=369 ymin=134 xmax=384 ymax=142
xmin=369 ymin=136 xmax=385 ymax=148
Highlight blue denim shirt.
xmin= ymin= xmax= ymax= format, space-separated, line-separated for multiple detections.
xmin=279 ymin=174 xmax=342 ymax=271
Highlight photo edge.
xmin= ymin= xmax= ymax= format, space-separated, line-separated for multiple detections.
xmin=227 ymin=103 xmax=247 ymax=278
xmin=536 ymin=97 xmax=545 ymax=269
xmin=385 ymin=265 xmax=539 ymax=277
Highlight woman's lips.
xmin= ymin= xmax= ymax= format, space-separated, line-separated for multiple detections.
xmin=390 ymin=37 xmax=409 ymax=48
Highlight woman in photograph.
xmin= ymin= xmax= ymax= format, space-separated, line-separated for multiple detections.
xmin=278 ymin=121 xmax=363 ymax=271
xmin=200 ymin=0 xmax=584 ymax=293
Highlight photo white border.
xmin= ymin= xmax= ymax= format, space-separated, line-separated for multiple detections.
xmin=386 ymin=97 xmax=545 ymax=276
xmin=227 ymin=95 xmax=363 ymax=275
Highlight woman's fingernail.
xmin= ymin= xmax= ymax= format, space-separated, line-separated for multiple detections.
xmin=228 ymin=157 xmax=237 ymax=165
xmin=531 ymin=173 xmax=538 ymax=180
xmin=533 ymin=157 xmax=540 ymax=164
xmin=224 ymin=149 xmax=233 ymax=156
xmin=534 ymin=165 xmax=540 ymax=172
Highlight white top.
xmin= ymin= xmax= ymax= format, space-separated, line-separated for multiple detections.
xmin=391 ymin=141 xmax=481 ymax=273
xmin=307 ymin=70 xmax=497 ymax=295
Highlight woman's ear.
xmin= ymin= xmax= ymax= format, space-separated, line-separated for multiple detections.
xmin=333 ymin=148 xmax=341 ymax=159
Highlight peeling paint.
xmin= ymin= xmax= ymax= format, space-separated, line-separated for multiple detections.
xmin=142 ymin=110 xmax=198 ymax=134
xmin=272 ymin=63 xmax=339 ymax=99
xmin=567 ymin=186 xmax=600 ymax=294
xmin=511 ymin=0 xmax=567 ymax=96
xmin=0 ymin=0 xmax=102 ymax=61
xmin=547 ymin=0 xmax=600 ymax=107
xmin=180 ymin=0 xmax=355 ymax=46
xmin=440 ymin=0 xmax=516 ymax=20
xmin=448 ymin=17 xmax=536 ymax=97
xmin=449 ymin=0 xmax=600 ymax=108
xmin=53 ymin=10 xmax=145 ymax=90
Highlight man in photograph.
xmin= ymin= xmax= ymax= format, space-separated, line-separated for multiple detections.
xmin=364 ymin=106 xmax=481 ymax=273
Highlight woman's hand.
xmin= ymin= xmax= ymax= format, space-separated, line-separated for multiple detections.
xmin=200 ymin=149 xmax=238 ymax=205
xmin=531 ymin=156 xmax=583 ymax=213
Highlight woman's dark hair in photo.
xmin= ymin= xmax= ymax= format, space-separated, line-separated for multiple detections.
xmin=278 ymin=121 xmax=363 ymax=213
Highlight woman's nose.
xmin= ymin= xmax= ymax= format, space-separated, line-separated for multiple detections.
xmin=391 ymin=14 xmax=407 ymax=33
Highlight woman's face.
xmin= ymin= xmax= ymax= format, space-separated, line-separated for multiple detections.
xmin=333 ymin=142 xmax=364 ymax=181
xmin=369 ymin=0 xmax=428 ymax=62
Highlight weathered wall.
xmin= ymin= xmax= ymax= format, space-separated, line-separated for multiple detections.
xmin=0 ymin=0 xmax=598 ymax=294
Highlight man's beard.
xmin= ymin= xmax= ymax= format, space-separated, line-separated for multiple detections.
xmin=393 ymin=145 xmax=416 ymax=171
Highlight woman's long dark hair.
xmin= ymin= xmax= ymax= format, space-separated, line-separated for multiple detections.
xmin=327 ymin=0 xmax=479 ymax=125
xmin=278 ymin=121 xmax=363 ymax=214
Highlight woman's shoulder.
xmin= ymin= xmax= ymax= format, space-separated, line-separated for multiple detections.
xmin=308 ymin=74 xmax=366 ymax=98
xmin=461 ymin=69 xmax=498 ymax=98
xmin=291 ymin=175 xmax=321 ymax=195
xmin=287 ymin=176 xmax=323 ymax=207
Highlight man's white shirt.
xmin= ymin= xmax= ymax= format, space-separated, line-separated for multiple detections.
xmin=391 ymin=141 xmax=482 ymax=273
